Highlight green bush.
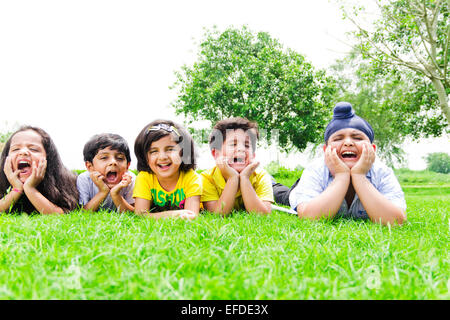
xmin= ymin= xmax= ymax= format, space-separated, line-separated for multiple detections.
xmin=264 ymin=161 xmax=303 ymax=180
xmin=425 ymin=152 xmax=450 ymax=174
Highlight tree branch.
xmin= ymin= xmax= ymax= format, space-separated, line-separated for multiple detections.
xmin=443 ymin=2 xmax=450 ymax=85
xmin=412 ymin=18 xmax=445 ymax=79
xmin=430 ymin=0 xmax=443 ymax=29
xmin=346 ymin=13 xmax=430 ymax=76
xmin=443 ymin=22 xmax=450 ymax=84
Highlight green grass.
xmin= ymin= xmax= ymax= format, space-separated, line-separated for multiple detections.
xmin=395 ymin=168 xmax=450 ymax=186
xmin=0 ymin=170 xmax=449 ymax=299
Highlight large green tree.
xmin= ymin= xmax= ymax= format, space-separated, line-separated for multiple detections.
xmin=171 ymin=26 xmax=336 ymax=151
xmin=340 ymin=0 xmax=450 ymax=125
xmin=331 ymin=50 xmax=448 ymax=166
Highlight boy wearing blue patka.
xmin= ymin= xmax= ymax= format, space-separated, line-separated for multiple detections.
xmin=276 ymin=102 xmax=406 ymax=225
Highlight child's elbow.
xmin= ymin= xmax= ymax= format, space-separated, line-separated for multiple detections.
xmin=134 ymin=208 xmax=147 ymax=216
xmin=296 ymin=203 xmax=325 ymax=220
xmin=260 ymin=207 xmax=272 ymax=215
xmin=378 ymin=209 xmax=407 ymax=226
xmin=394 ymin=210 xmax=407 ymax=225
xmin=260 ymin=202 xmax=272 ymax=215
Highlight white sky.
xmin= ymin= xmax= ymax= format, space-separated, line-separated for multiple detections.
xmin=0 ymin=0 xmax=448 ymax=170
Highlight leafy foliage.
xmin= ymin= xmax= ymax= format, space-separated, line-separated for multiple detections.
xmin=171 ymin=26 xmax=336 ymax=152
xmin=330 ymin=50 xmax=448 ymax=166
xmin=264 ymin=161 xmax=304 ymax=187
xmin=425 ymin=152 xmax=450 ymax=174
xmin=0 ymin=131 xmax=13 ymax=152
xmin=340 ymin=0 xmax=450 ymax=124
xmin=265 ymin=161 xmax=303 ymax=179
xmin=0 ymin=131 xmax=12 ymax=144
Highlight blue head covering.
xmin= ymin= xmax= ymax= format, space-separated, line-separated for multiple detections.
xmin=324 ymin=102 xmax=374 ymax=143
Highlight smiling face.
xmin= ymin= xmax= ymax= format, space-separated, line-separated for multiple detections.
xmin=325 ymin=128 xmax=376 ymax=169
xmin=213 ymin=129 xmax=255 ymax=173
xmin=147 ymin=134 xmax=182 ymax=181
xmin=86 ymin=146 xmax=130 ymax=188
xmin=8 ymin=130 xmax=47 ymax=183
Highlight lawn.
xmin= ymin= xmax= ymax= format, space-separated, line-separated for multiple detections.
xmin=0 ymin=169 xmax=448 ymax=299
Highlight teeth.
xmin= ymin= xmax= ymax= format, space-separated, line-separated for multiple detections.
xmin=18 ymin=161 xmax=31 ymax=170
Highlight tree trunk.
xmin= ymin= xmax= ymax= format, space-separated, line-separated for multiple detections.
xmin=430 ymin=78 xmax=450 ymax=125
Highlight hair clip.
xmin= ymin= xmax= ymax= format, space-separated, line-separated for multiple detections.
xmin=147 ymin=123 xmax=180 ymax=137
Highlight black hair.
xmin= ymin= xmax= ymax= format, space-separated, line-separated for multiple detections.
xmin=83 ymin=133 xmax=131 ymax=163
xmin=134 ymin=119 xmax=197 ymax=173
xmin=209 ymin=117 xmax=259 ymax=151
xmin=0 ymin=126 xmax=79 ymax=214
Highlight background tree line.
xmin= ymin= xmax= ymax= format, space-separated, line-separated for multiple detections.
xmin=171 ymin=0 xmax=449 ymax=167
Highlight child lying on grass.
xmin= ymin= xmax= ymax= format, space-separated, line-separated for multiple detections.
xmin=0 ymin=126 xmax=78 ymax=214
xmin=77 ymin=133 xmax=135 ymax=212
xmin=133 ymin=120 xmax=202 ymax=219
xmin=273 ymin=102 xmax=406 ymax=225
xmin=201 ymin=117 xmax=274 ymax=215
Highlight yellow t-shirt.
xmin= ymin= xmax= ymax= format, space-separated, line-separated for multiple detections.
xmin=133 ymin=169 xmax=202 ymax=212
xmin=200 ymin=166 xmax=274 ymax=211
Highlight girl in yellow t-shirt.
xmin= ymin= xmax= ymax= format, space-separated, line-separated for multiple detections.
xmin=133 ymin=120 xmax=201 ymax=219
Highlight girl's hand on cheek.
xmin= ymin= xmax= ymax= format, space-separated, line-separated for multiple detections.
xmin=89 ymin=171 xmax=110 ymax=193
xmin=24 ymin=158 xmax=47 ymax=189
xmin=351 ymin=143 xmax=375 ymax=175
xmin=325 ymin=145 xmax=350 ymax=177
xmin=4 ymin=156 xmax=23 ymax=190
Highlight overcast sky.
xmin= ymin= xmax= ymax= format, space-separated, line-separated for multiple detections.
xmin=1 ymin=0 xmax=448 ymax=170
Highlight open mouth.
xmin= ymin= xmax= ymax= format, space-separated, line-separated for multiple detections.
xmin=231 ymin=157 xmax=245 ymax=164
xmin=17 ymin=160 xmax=32 ymax=177
xmin=158 ymin=163 xmax=172 ymax=171
xmin=341 ymin=151 xmax=357 ymax=159
xmin=18 ymin=161 xmax=31 ymax=170
xmin=105 ymin=171 xmax=118 ymax=183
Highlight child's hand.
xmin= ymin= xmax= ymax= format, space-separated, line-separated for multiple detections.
xmin=240 ymin=159 xmax=260 ymax=179
xmin=89 ymin=171 xmax=110 ymax=194
xmin=217 ymin=156 xmax=239 ymax=181
xmin=23 ymin=158 xmax=47 ymax=189
xmin=3 ymin=156 xmax=23 ymax=190
xmin=110 ymin=172 xmax=132 ymax=195
xmin=325 ymin=145 xmax=350 ymax=177
xmin=175 ymin=209 xmax=197 ymax=220
xmin=351 ymin=142 xmax=375 ymax=176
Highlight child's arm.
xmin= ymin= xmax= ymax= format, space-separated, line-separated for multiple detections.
xmin=203 ymin=177 xmax=239 ymax=215
xmin=203 ymin=157 xmax=240 ymax=215
xmin=184 ymin=195 xmax=200 ymax=215
xmin=110 ymin=172 xmax=134 ymax=212
xmin=240 ymin=161 xmax=271 ymax=214
xmin=82 ymin=171 xmax=110 ymax=211
xmin=351 ymin=143 xmax=406 ymax=225
xmin=134 ymin=197 xmax=196 ymax=219
xmin=23 ymin=159 xmax=64 ymax=214
xmin=297 ymin=146 xmax=350 ymax=219
xmin=0 ymin=156 xmax=24 ymax=212
xmin=0 ymin=189 xmax=23 ymax=213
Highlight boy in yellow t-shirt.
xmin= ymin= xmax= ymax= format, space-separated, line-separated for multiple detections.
xmin=201 ymin=117 xmax=274 ymax=215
